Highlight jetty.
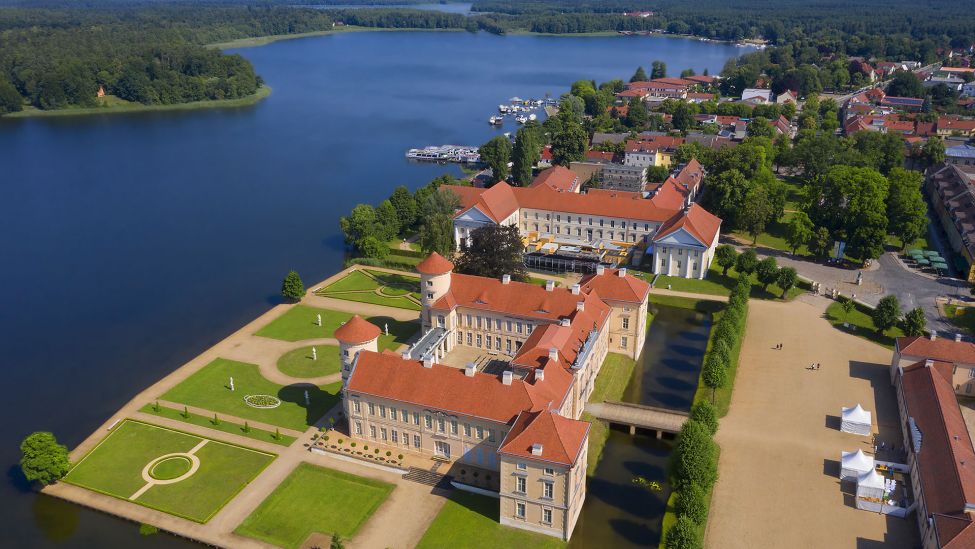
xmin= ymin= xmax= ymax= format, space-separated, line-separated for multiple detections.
xmin=405 ymin=145 xmax=480 ymax=164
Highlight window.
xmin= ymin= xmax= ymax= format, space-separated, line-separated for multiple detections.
xmin=543 ymin=467 xmax=555 ymax=476
xmin=543 ymin=508 xmax=552 ymax=524
xmin=437 ymin=418 xmax=445 ymax=433
xmin=457 ymin=331 xmax=463 ymax=344
xmin=621 ymin=336 xmax=629 ymax=348
xmin=556 ymin=214 xmax=561 ymax=222
xmin=451 ymin=420 xmax=458 ymax=435
xmin=969 ymin=368 xmax=975 ymax=379
xmin=488 ymin=429 xmax=496 ymax=442
xmin=506 ymin=320 xmax=512 ymax=332
xmin=379 ymin=405 xmax=386 ymax=418
xmin=368 ymin=403 xmax=375 ymax=416
xmin=370 ymin=425 xmax=377 ymax=438
xmin=355 ymin=421 xmax=362 ymax=435
xmin=543 ymin=481 xmax=553 ymax=499
xmin=496 ymin=319 xmax=502 ymax=330
xmin=610 ymin=220 xmax=615 ymax=228
xmin=438 ymin=315 xmax=445 ymax=328
xmin=464 ymin=423 xmax=472 ymax=437
xmin=413 ymin=412 xmax=420 ymax=425
xmin=467 ymin=332 xmax=472 ymax=345
xmin=516 ymin=477 xmax=526 ymax=493
xmin=426 ymin=292 xmax=433 ymax=299
xmin=645 ymin=223 xmax=650 ymax=231
xmin=476 ymin=426 xmax=484 ymax=439
xmin=391 ymin=430 xmax=399 ymax=443
xmin=506 ymin=339 xmax=512 ymax=353
xmin=466 ymin=314 xmax=472 ymax=326
xmin=425 ymin=415 xmax=433 ymax=429
xmin=588 ymin=217 xmax=593 ymax=225
xmin=403 ymin=411 xmax=409 ymax=424
xmin=390 ymin=407 xmax=397 ymax=421
xmin=496 ymin=336 xmax=502 ymax=350
xmin=517 ymin=322 xmax=523 ymax=334
xmin=678 ymin=248 xmax=683 ymax=255
xmin=476 ymin=334 xmax=482 ymax=347
xmin=353 ymin=401 xmax=361 ymax=414
xmin=600 ymin=219 xmax=604 ymax=227
xmin=517 ymin=462 xmax=527 ymax=471
xmin=622 ymin=317 xmax=630 ymax=330
xmin=477 ymin=317 xmax=482 ymax=329
xmin=413 ymin=435 xmax=421 ymax=448
xmin=516 ymin=502 xmax=526 ymax=519
xmin=404 ymin=434 xmax=411 ymax=447
xmin=380 ymin=428 xmax=387 ymax=441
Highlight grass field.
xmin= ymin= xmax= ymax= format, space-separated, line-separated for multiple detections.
xmin=236 ymin=464 xmax=394 ymax=548
xmin=653 ymin=263 xmax=805 ymax=301
xmin=139 ymin=404 xmax=296 ymax=446
xmin=276 ymin=345 xmax=342 ymax=378
xmin=63 ymin=420 xmax=274 ymax=522
xmin=160 ymin=358 xmax=341 ymax=430
xmin=417 ymin=490 xmax=565 ymax=549
xmin=647 ymin=293 xmax=726 ymax=314
xmin=317 ymin=270 xmax=421 ymax=311
xmin=825 ymin=301 xmax=904 ymax=349
xmin=945 ymin=303 xmax=975 ymax=335
xmin=255 ymin=304 xmax=417 ymax=349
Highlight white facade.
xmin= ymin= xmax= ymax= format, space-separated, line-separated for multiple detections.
xmin=650 ymin=226 xmax=719 ymax=279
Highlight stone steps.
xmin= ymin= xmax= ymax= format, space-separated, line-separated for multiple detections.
xmin=403 ymin=467 xmax=453 ymax=489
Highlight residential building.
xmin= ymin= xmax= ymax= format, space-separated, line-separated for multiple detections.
xmin=947 ymin=144 xmax=975 ymax=167
xmin=601 ymin=163 xmax=647 ymax=192
xmin=881 ymin=96 xmax=926 ymax=111
xmin=530 ymin=165 xmax=580 ymax=193
xmin=342 ymin=254 xmax=654 ymax=539
xmin=924 ymin=163 xmax=975 ymax=279
xmin=741 ymin=88 xmax=773 ymax=103
xmin=446 ymin=174 xmax=722 ymax=276
xmin=937 ymin=117 xmax=975 ymax=138
xmin=892 ymin=334 xmax=975 ymax=394
xmin=889 ymin=353 xmax=975 ymax=548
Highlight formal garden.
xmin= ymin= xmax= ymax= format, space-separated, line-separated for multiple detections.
xmin=417 ymin=490 xmax=566 ymax=549
xmin=138 ymin=403 xmax=297 ymax=446
xmin=159 ymin=358 xmax=342 ymax=431
xmin=255 ymin=304 xmax=417 ymax=349
xmin=315 ymin=269 xmax=422 ymax=311
xmin=276 ymin=345 xmax=342 ymax=379
xmin=235 ymin=463 xmax=394 ymax=549
xmin=62 ymin=420 xmax=275 ymax=523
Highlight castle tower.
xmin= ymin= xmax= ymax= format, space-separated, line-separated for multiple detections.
xmin=334 ymin=315 xmax=380 ymax=383
xmin=416 ymin=252 xmax=454 ymax=330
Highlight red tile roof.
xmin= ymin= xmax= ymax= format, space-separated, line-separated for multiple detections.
xmin=585 ymin=150 xmax=617 ymax=163
xmin=897 ymin=336 xmax=975 ymax=365
xmin=416 ymin=251 xmax=455 ymax=275
xmin=499 ymin=409 xmax=589 ymax=467
xmin=899 ymin=360 xmax=975 ymax=547
xmin=651 ymin=180 xmax=687 ymax=210
xmin=625 ymin=136 xmax=684 ymax=153
xmin=653 ymin=203 xmax=722 ymax=246
xmin=453 ymin=183 xmax=521 ymax=224
xmin=685 ymin=75 xmax=717 ymax=84
xmin=334 ymin=315 xmax=381 ymax=344
xmin=530 ymin=166 xmax=579 ymax=192
xmin=510 ymin=299 xmax=610 ymax=371
xmin=578 ymin=268 xmax=651 ymax=304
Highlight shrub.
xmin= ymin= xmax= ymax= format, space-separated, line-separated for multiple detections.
xmin=386 ymin=451 xmax=392 ymax=457
xmin=665 ymin=515 xmax=703 ymax=549
xmin=674 ymin=420 xmax=718 ymax=489
xmin=690 ymin=400 xmax=719 ymax=435
xmin=364 ymin=445 xmax=369 ymax=451
xmin=281 ymin=270 xmax=305 ymax=301
xmin=675 ymin=483 xmax=709 ymax=524
xmin=212 ymin=413 xmax=220 ymax=426
xmin=398 ymin=454 xmax=404 ymax=460
xmin=242 ymin=421 xmax=250 ymax=433
xmin=139 ymin=523 xmax=159 ymax=536
xmin=338 ymin=439 xmax=344 ymax=444
xmin=19 ymin=432 xmax=70 ymax=486
xmin=351 ymin=442 xmax=357 ymax=448
xmin=324 ymin=436 xmax=330 ymax=442
xmin=374 ymin=448 xmax=380 ymax=454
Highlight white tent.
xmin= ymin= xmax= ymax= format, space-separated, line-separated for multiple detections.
xmin=841 ymin=404 xmax=872 ymax=435
xmin=856 ymin=468 xmax=886 ymax=501
xmin=840 ymin=449 xmax=875 ymax=481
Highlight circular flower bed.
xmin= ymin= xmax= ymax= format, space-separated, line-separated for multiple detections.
xmin=244 ymin=394 xmax=281 ymax=409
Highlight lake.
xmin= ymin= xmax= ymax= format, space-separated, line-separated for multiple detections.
xmin=0 ymin=30 xmax=744 ymax=547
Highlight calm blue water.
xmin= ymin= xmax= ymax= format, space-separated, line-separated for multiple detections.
xmin=0 ymin=31 xmax=742 ymax=547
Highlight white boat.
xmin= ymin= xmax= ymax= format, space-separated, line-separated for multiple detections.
xmin=489 ymin=116 xmax=503 ymax=125
xmin=498 ymin=105 xmax=509 ymax=113
xmin=515 ymin=115 xmax=528 ymax=124
xmin=528 ymin=113 xmax=537 ymax=121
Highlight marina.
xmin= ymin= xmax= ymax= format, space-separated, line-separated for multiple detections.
xmin=405 ymin=144 xmax=480 ymax=163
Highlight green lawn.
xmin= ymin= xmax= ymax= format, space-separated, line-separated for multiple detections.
xmin=318 ymin=270 xmax=422 ymax=311
xmin=160 ymin=358 xmax=341 ymax=430
xmin=255 ymin=305 xmax=418 ymax=348
xmin=825 ymin=301 xmax=904 ymax=349
xmin=417 ymin=490 xmax=565 ymax=549
xmin=583 ymin=351 xmax=640 ymax=476
xmin=322 ymin=270 xmax=379 ymax=293
xmin=277 ymin=345 xmax=342 ymax=378
xmin=653 ymin=263 xmax=805 ymax=301
xmin=63 ymin=420 xmax=274 ymax=523
xmin=236 ymin=464 xmax=394 ymax=549
xmin=945 ymin=304 xmax=975 ymax=334
xmin=139 ymin=404 xmax=296 ymax=446
xmin=730 ymin=211 xmax=808 ymax=255
xmin=647 ymin=293 xmax=726 ymax=314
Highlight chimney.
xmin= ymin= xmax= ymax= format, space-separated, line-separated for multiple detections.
xmin=957 ymin=333 xmax=964 ymax=342
xmin=545 ymin=280 xmax=555 ymax=292
xmin=560 ymin=318 xmax=571 ymax=327
xmin=531 ymin=443 xmax=543 ymax=456
xmin=571 ymin=284 xmax=581 ymax=295
xmin=930 ymin=330 xmax=938 ymax=341
xmin=596 ymin=265 xmax=606 ymax=276
xmin=423 ymin=358 xmax=433 ymax=369
xmin=502 ymin=371 xmax=513 ymax=385
xmin=618 ymin=267 xmax=627 ymax=277
xmin=536 ymin=368 xmax=545 ymax=382
xmin=465 ymin=363 xmax=476 ymax=377
xmin=576 ymin=301 xmax=585 ymax=311
xmin=502 ymin=274 xmax=511 ymax=285
xmin=548 ymin=347 xmax=559 ymax=361
xmin=925 ymin=359 xmax=934 ymax=368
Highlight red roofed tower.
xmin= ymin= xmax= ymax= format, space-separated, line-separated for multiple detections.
xmin=334 ymin=315 xmax=380 ymax=383
xmin=417 ymin=252 xmax=454 ymax=330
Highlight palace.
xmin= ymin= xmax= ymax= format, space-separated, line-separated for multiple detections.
xmin=444 ymin=173 xmax=721 ymax=278
xmin=339 ymin=253 xmax=651 ymax=540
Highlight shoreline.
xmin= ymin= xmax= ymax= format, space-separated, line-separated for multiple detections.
xmin=2 ymin=85 xmax=271 ymax=120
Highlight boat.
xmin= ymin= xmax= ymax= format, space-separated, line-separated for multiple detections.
xmin=498 ymin=105 xmax=510 ymax=113
xmin=489 ymin=116 xmax=503 ymax=125
xmin=528 ymin=113 xmax=537 ymax=121
xmin=406 ymin=145 xmax=481 ymax=164
xmin=515 ymin=115 xmax=528 ymax=124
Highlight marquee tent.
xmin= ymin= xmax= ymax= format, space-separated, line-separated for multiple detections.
xmin=840 ymin=449 xmax=875 ymax=481
xmin=841 ymin=404 xmax=872 ymax=435
xmin=856 ymin=468 xmax=886 ymax=501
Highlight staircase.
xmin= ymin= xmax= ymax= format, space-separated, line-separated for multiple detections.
xmin=403 ymin=466 xmax=453 ymax=490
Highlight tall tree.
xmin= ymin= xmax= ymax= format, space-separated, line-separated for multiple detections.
xmin=776 ymin=267 xmax=798 ymax=298
xmin=651 ymin=60 xmax=667 ymax=79
xmin=755 ymin=256 xmax=779 ymax=290
xmin=886 ymin=70 xmax=925 ymax=98
xmin=550 ymin=112 xmax=588 ymax=166
xmin=388 ymin=185 xmax=418 ymax=233
xmin=20 ymin=432 xmax=70 ymax=486
xmin=785 ymin=211 xmax=813 ymax=255
xmin=624 ymin=97 xmax=648 ymax=129
xmin=746 ymin=116 xmax=774 ymax=138
xmin=418 ymin=213 xmax=454 ymax=257
xmin=735 ymin=248 xmax=758 ymax=275
xmin=478 ymin=136 xmax=512 ymax=183
xmin=339 ymin=204 xmax=378 ymax=246
xmin=903 ymin=307 xmax=926 ymax=337
xmin=281 ymin=270 xmax=305 ymax=301
xmin=375 ymin=199 xmax=400 ymax=241
xmin=739 ymin=184 xmax=774 ymax=244
xmin=808 ymin=226 xmax=833 ymax=258
xmin=872 ymin=295 xmax=902 ymax=334
xmin=886 ymin=168 xmax=928 ymax=250
xmin=922 ymin=136 xmax=946 ymax=166
xmin=511 ymin=126 xmax=541 ymax=187
xmin=454 ymin=225 xmax=528 ymax=281
xmin=809 ymin=166 xmax=888 ymax=262
xmin=714 ymin=245 xmax=738 ymax=276
xmin=630 ymin=66 xmax=648 ymax=83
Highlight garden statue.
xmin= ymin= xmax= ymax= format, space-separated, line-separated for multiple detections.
xmin=312 ymin=347 xmax=317 ymax=361
xmin=229 ymin=377 xmax=235 ymax=391
xmin=304 ymin=390 xmax=310 ymax=406
xmin=316 ymin=313 xmax=322 ymax=326
xmin=385 ymin=323 xmax=389 ymax=336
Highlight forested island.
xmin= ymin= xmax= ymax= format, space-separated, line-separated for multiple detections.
xmin=1 ymin=0 xmax=974 ymax=116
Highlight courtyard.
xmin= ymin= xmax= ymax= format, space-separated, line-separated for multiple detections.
xmin=705 ymin=296 xmax=918 ymax=548
xmin=62 ymin=420 xmax=275 ymax=523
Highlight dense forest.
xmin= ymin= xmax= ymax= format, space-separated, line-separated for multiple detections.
xmin=2 ymin=0 xmax=975 ymax=114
